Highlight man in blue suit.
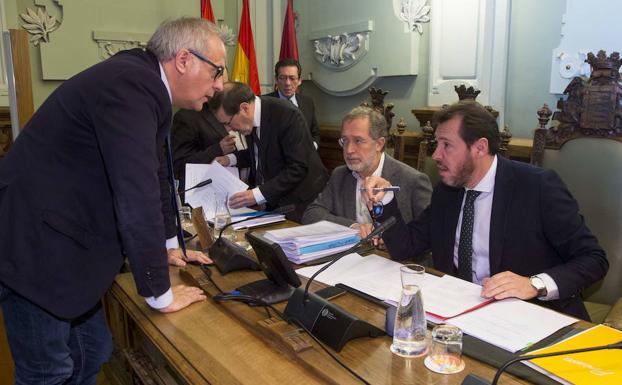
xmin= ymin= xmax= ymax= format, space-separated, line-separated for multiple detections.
xmin=363 ymin=101 xmax=608 ymax=320
xmin=0 ymin=17 xmax=221 ymax=384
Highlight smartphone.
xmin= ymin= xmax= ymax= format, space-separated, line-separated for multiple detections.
xmin=314 ymin=285 xmax=347 ymax=301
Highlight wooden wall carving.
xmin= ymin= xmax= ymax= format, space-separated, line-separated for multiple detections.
xmin=531 ymin=50 xmax=622 ymax=166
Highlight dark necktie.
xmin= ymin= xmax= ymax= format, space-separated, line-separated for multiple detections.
xmin=457 ymin=190 xmax=481 ymax=282
xmin=164 ymin=133 xmax=187 ymax=256
xmin=252 ymin=127 xmax=264 ymax=185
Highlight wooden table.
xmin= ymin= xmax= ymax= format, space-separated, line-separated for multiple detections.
xmin=104 ymin=245 xmax=532 ymax=384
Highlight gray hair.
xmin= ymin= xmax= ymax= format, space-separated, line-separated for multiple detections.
xmin=147 ymin=17 xmax=222 ymax=61
xmin=342 ymin=106 xmax=387 ymax=140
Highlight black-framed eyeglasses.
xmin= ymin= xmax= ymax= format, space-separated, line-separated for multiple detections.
xmin=188 ymin=48 xmax=225 ymax=80
xmin=219 ymin=112 xmax=238 ymax=127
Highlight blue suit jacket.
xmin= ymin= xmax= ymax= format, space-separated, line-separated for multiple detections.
xmin=381 ymin=156 xmax=608 ymax=320
xmin=0 ymin=49 xmax=174 ymax=318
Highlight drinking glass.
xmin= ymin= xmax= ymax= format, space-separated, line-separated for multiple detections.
xmin=424 ymin=324 xmax=465 ymax=374
xmin=213 ymin=191 xmax=232 ymax=240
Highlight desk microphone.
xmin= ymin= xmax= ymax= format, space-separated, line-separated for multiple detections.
xmin=182 ymin=178 xmax=212 ymax=193
xmin=283 ymin=216 xmax=396 ymax=352
xmin=209 ymin=204 xmax=295 ymax=274
xmin=462 ymin=340 xmax=622 ymax=385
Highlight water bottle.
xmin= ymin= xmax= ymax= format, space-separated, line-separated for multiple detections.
xmin=390 ymin=264 xmax=428 ymax=357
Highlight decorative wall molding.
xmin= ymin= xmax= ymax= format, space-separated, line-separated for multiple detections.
xmin=20 ymin=7 xmax=59 ymax=46
xmin=92 ymin=31 xmax=150 ymax=60
xmin=398 ymin=0 xmax=431 ymax=34
xmin=309 ymin=20 xmax=373 ymax=71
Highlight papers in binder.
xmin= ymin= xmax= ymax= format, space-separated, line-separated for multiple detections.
xmin=524 ymin=324 xmax=622 ymax=385
xmin=263 ymin=221 xmax=360 ymax=263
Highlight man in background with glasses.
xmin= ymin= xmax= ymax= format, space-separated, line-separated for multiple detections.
xmin=211 ymin=81 xmax=328 ymax=222
xmin=302 ymin=106 xmax=432 ymax=240
xmin=265 ymin=58 xmax=320 ymax=149
xmin=0 ymin=17 xmax=222 ymax=384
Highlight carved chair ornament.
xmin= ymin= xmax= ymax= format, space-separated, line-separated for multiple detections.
xmin=531 ymin=50 xmax=622 ymax=166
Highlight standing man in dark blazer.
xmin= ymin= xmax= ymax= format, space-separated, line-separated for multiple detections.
xmin=0 ymin=17 xmax=222 ymax=384
xmin=265 ymin=58 xmax=321 ymax=148
xmin=211 ymin=82 xmax=328 ymax=222
xmin=363 ymin=102 xmax=608 ymax=320
xmin=302 ymin=106 xmax=431 ymax=232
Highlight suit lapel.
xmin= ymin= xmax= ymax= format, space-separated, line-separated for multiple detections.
xmin=344 ymin=172 xmax=357 ymax=219
xmin=489 ymin=157 xmax=513 ymax=275
xmin=441 ymin=185 xmax=464 ymax=274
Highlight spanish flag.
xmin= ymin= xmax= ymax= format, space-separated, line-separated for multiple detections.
xmin=201 ymin=0 xmax=215 ymax=22
xmin=279 ymin=0 xmax=299 ymax=61
xmin=231 ymin=0 xmax=261 ymax=95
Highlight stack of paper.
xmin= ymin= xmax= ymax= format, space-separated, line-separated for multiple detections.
xmin=228 ymin=210 xmax=286 ymax=230
xmin=263 ymin=221 xmax=360 ymax=263
xmin=296 ymin=253 xmax=578 ymax=353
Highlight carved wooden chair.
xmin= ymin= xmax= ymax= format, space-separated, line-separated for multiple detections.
xmin=530 ymin=50 xmax=622 ymax=328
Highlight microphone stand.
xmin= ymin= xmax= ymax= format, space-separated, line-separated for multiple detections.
xmin=284 ymin=217 xmax=396 ymax=352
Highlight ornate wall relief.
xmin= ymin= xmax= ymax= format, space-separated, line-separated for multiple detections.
xmin=20 ymin=6 xmax=59 ymax=46
xmin=398 ymin=0 xmax=430 ymax=34
xmin=92 ymin=31 xmax=149 ymax=60
xmin=312 ymin=30 xmax=369 ymax=71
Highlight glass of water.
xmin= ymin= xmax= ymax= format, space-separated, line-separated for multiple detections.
xmin=213 ymin=191 xmax=232 ymax=239
xmin=424 ymin=324 xmax=465 ymax=374
xmin=390 ymin=264 xmax=428 ymax=357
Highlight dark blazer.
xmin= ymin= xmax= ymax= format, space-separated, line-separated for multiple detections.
xmin=380 ymin=156 xmax=608 ymax=320
xmin=237 ymin=96 xmax=328 ymax=222
xmin=265 ymin=91 xmax=320 ymax=145
xmin=171 ymin=104 xmax=229 ymax=189
xmin=0 ymin=49 xmax=173 ymax=319
xmin=301 ymin=154 xmax=432 ymax=226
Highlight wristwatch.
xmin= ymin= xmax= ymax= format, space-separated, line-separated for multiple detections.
xmin=529 ymin=275 xmax=548 ymax=297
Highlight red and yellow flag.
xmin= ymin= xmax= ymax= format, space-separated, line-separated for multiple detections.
xmin=279 ymin=0 xmax=299 ymax=61
xmin=231 ymin=0 xmax=261 ymax=95
xmin=201 ymin=0 xmax=215 ymax=22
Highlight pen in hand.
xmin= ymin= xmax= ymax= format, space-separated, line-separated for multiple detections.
xmin=359 ymin=186 xmax=401 ymax=192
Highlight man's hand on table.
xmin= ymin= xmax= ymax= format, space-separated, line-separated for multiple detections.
xmin=158 ymin=285 xmax=207 ymax=313
xmin=481 ymin=271 xmax=538 ymax=300
xmin=167 ymin=248 xmax=212 ymax=267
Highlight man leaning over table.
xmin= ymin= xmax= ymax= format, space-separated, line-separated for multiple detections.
xmin=361 ymin=101 xmax=608 ymax=321
xmin=211 ymin=81 xmax=328 ymax=222
xmin=0 ymin=17 xmax=222 ymax=384
xmin=301 ymin=106 xmax=432 ymax=238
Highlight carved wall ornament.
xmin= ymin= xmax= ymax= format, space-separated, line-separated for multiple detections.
xmin=532 ymin=50 xmax=622 ymax=166
xmin=20 ymin=7 xmax=59 ymax=46
xmin=399 ymin=0 xmax=431 ymax=34
xmin=312 ymin=32 xmax=369 ymax=71
xmin=92 ymin=31 xmax=150 ymax=60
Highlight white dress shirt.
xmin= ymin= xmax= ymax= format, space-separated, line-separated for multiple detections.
xmin=452 ymin=156 xmax=559 ymax=300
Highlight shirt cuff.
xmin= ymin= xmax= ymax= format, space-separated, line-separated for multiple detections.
xmin=145 ymin=287 xmax=173 ymax=309
xmin=226 ymin=153 xmax=237 ymax=166
xmin=536 ymin=273 xmax=559 ymax=301
xmin=166 ymin=236 xmax=179 ymax=250
xmin=313 ymin=141 xmax=318 ymax=149
xmin=381 ymin=191 xmax=394 ymax=205
xmin=252 ymin=187 xmax=267 ymax=205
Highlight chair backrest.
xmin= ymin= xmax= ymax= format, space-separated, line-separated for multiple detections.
xmin=530 ymin=49 xmax=622 ymax=305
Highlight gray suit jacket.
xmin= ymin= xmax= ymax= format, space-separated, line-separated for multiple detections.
xmin=301 ymin=155 xmax=432 ymax=226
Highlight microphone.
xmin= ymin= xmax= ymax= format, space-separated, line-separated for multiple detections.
xmin=209 ymin=204 xmax=295 ymax=274
xmin=462 ymin=341 xmax=622 ymax=385
xmin=283 ymin=216 xmax=396 ymax=352
xmin=182 ymin=178 xmax=212 ymax=193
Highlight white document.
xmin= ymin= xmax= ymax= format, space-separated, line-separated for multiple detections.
xmin=184 ymin=162 xmax=249 ymax=219
xmin=296 ymin=253 xmax=441 ymax=302
xmin=421 ymin=275 xmax=493 ymax=320
xmin=447 ymin=298 xmax=578 ymax=353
